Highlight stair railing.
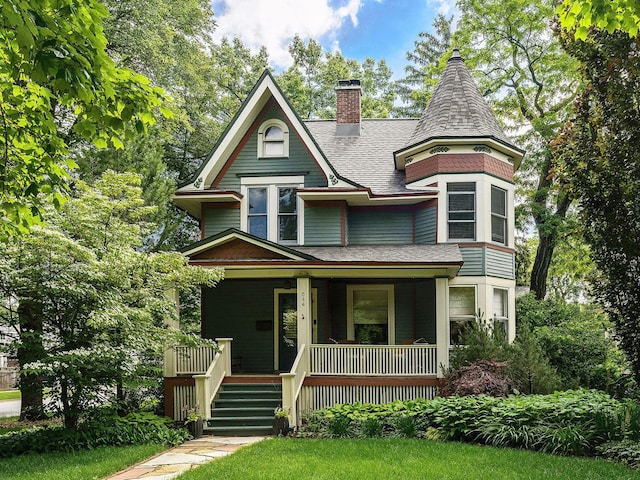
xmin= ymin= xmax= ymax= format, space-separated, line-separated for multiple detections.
xmin=193 ymin=338 xmax=232 ymax=419
xmin=280 ymin=343 xmax=309 ymax=427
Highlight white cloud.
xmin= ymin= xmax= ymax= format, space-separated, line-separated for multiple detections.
xmin=211 ymin=0 xmax=363 ymax=69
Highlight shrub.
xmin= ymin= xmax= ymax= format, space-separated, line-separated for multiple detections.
xmin=440 ymin=360 xmax=514 ymax=397
xmin=596 ymin=440 xmax=640 ymax=468
xmin=298 ymin=390 xmax=632 ymax=458
xmin=0 ymin=411 xmax=189 ymax=458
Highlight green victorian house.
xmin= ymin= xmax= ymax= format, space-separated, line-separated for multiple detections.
xmin=164 ymin=49 xmax=524 ymax=435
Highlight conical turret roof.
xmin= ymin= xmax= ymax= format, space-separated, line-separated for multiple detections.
xmin=404 ymin=49 xmax=517 ymax=150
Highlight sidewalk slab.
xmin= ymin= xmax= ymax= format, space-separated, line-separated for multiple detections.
xmin=105 ymin=436 xmax=265 ymax=480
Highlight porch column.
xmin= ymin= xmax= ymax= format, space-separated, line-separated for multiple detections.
xmin=435 ymin=276 xmax=449 ymax=377
xmin=296 ymin=276 xmax=312 ymax=350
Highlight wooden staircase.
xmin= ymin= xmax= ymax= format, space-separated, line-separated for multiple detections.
xmin=205 ymin=379 xmax=282 ymax=436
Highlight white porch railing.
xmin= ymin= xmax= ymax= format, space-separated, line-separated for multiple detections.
xmin=193 ymin=338 xmax=232 ymax=419
xmin=281 ymin=344 xmax=309 ymax=427
xmin=309 ymin=344 xmax=438 ymax=376
xmin=164 ymin=345 xmax=217 ymax=377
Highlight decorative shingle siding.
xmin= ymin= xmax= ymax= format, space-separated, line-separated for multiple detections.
xmin=348 ymin=210 xmax=413 ymax=245
xmin=305 ymin=205 xmax=343 ymax=245
xmin=406 ymin=153 xmax=513 ymax=183
xmin=458 ymin=247 xmax=484 ymax=276
xmin=414 ymin=206 xmax=437 ymax=244
xmin=203 ymin=206 xmax=240 ymax=238
xmin=215 ymin=107 xmax=327 ymax=190
xmin=486 ymin=248 xmax=515 ymax=279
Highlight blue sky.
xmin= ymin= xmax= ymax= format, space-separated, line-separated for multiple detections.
xmin=211 ymin=0 xmax=456 ymax=78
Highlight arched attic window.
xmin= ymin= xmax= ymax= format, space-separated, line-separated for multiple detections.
xmin=258 ymin=119 xmax=289 ymax=158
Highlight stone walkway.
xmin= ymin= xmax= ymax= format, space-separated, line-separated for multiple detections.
xmin=106 ymin=436 xmax=266 ymax=480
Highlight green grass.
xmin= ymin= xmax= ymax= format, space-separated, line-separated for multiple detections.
xmin=0 ymin=391 xmax=20 ymax=401
xmin=179 ymin=438 xmax=640 ymax=480
xmin=0 ymin=444 xmax=165 ymax=480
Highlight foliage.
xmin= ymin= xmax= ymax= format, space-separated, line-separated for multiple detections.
xmin=298 ymin=390 xmax=636 ymax=458
xmin=0 ymin=411 xmax=187 ymax=458
xmin=0 ymin=171 xmax=222 ymax=427
xmin=516 ymin=292 xmax=632 ymax=394
xmin=397 ymin=14 xmax=453 ymax=116
xmin=597 ymin=440 xmax=640 ymax=468
xmin=447 ymin=317 xmax=560 ymax=394
xmin=440 ymin=360 xmax=514 ymax=397
xmin=554 ymin=26 xmax=640 ymax=385
xmin=557 ymin=0 xmax=640 ymax=38
xmin=0 ymin=0 xmax=166 ymax=240
xmin=277 ymin=35 xmax=397 ymax=120
xmin=176 ymin=437 xmax=640 ymax=480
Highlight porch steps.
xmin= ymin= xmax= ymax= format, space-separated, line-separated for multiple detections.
xmin=205 ymin=382 xmax=282 ymax=436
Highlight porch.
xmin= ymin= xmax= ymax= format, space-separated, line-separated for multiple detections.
xmin=164 ymin=339 xmax=443 ymax=434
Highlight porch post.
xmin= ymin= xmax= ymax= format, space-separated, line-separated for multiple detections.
xmin=296 ymin=276 xmax=312 ymax=358
xmin=435 ymin=276 xmax=449 ymax=377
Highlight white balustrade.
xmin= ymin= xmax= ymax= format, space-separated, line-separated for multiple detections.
xmin=193 ymin=338 xmax=232 ymax=419
xmin=309 ymin=344 xmax=437 ymax=376
xmin=281 ymin=344 xmax=309 ymax=427
xmin=164 ymin=345 xmax=217 ymax=376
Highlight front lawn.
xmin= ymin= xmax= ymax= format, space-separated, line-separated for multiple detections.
xmin=0 ymin=391 xmax=20 ymax=401
xmin=178 ymin=438 xmax=640 ymax=480
xmin=0 ymin=443 xmax=164 ymax=480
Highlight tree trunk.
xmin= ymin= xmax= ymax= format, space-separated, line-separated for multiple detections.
xmin=529 ymin=230 xmax=555 ymax=300
xmin=17 ymin=301 xmax=47 ymax=421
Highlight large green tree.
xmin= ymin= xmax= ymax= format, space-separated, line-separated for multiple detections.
xmin=0 ymin=0 xmax=166 ymax=240
xmin=555 ymin=29 xmax=640 ymax=382
xmin=557 ymin=0 xmax=640 ymax=38
xmin=0 ymin=171 xmax=222 ymax=427
xmin=278 ymin=35 xmax=397 ymax=120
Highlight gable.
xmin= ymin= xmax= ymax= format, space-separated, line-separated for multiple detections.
xmin=190 ymin=237 xmax=291 ymax=261
xmin=213 ymin=100 xmax=328 ymax=190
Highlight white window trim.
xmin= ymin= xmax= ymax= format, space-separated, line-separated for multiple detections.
xmin=241 ymin=176 xmax=304 ymax=245
xmin=447 ymin=182 xmax=476 ymax=242
xmin=491 ymin=185 xmax=508 ymax=246
xmin=448 ymin=285 xmax=477 ymax=345
xmin=346 ymin=284 xmax=395 ymax=345
xmin=257 ymin=119 xmax=289 ymax=158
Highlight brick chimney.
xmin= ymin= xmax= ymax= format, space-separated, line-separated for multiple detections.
xmin=335 ymin=79 xmax=361 ymax=136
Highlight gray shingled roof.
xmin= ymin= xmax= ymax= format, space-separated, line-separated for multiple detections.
xmin=295 ymin=244 xmax=462 ymax=264
xmin=304 ymin=118 xmax=418 ymax=195
xmin=405 ymin=49 xmax=515 ymax=149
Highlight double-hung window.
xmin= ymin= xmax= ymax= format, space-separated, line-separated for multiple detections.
xmin=243 ymin=178 xmax=303 ymax=245
xmin=448 ymin=183 xmax=476 ymax=241
xmin=491 ymin=186 xmax=507 ymax=245
xmin=449 ymin=286 xmax=476 ymax=345
xmin=492 ymin=288 xmax=509 ymax=336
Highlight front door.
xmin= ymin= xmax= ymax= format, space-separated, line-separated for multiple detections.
xmin=277 ymin=291 xmax=298 ymax=371
xmin=274 ymin=289 xmax=318 ymax=372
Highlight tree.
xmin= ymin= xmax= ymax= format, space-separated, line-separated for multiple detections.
xmin=278 ymin=35 xmax=397 ymax=120
xmin=557 ymin=0 xmax=640 ymax=38
xmin=396 ymin=14 xmax=454 ymax=117
xmin=0 ymin=0 xmax=166 ymax=240
xmin=554 ymin=29 xmax=640 ymax=383
xmin=0 ymin=171 xmax=222 ymax=427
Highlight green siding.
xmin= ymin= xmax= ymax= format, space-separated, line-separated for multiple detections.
xmin=415 ymin=206 xmax=436 ymax=244
xmin=486 ymin=248 xmax=515 ymax=279
xmin=348 ymin=210 xmax=413 ymax=245
xmin=459 ymin=247 xmax=484 ymax=276
xmin=304 ymin=206 xmax=342 ymax=245
xmin=203 ymin=208 xmax=240 ymax=237
xmin=203 ymin=279 xmax=278 ymax=373
xmin=216 ymin=107 xmax=327 ymax=190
